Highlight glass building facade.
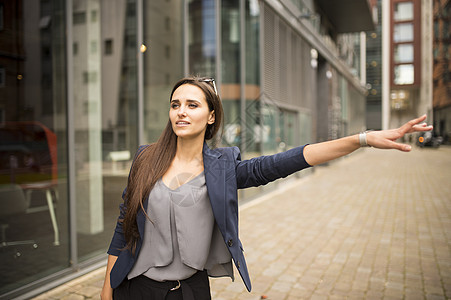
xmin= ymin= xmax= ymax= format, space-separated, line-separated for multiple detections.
xmin=0 ymin=0 xmax=369 ymax=298
xmin=366 ymin=0 xmax=383 ymax=130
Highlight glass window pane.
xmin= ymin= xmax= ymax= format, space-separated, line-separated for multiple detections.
xmin=241 ymin=0 xmax=261 ymax=157
xmin=394 ymin=44 xmax=414 ymax=63
xmin=246 ymin=0 xmax=260 ymax=86
xmin=220 ymin=0 xmax=241 ymax=149
xmin=143 ymin=0 xmax=183 ymax=143
xmin=189 ymin=0 xmax=216 ymax=76
xmin=394 ymin=23 xmax=414 ymax=42
xmin=0 ymin=0 xmax=69 ymax=294
xmin=261 ymin=105 xmax=278 ymax=155
xmin=73 ymin=11 xmax=87 ymax=24
xmin=394 ymin=64 xmax=414 ymax=84
xmin=222 ymin=0 xmax=240 ymax=85
xmin=73 ymin=0 xmax=105 ymax=260
xmin=279 ymin=109 xmax=297 ymax=150
xmin=73 ymin=0 xmax=141 ymax=262
xmin=394 ymin=2 xmax=413 ymax=21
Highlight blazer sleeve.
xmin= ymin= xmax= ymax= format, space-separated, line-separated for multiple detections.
xmin=107 ymin=145 xmax=149 ymax=256
xmin=107 ymin=190 xmax=127 ymax=256
xmin=235 ymin=145 xmax=311 ymax=189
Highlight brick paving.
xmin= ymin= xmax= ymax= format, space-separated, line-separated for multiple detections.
xmin=33 ymin=146 xmax=451 ymax=300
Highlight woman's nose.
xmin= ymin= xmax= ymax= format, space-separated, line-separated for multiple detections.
xmin=178 ymin=106 xmax=187 ymax=117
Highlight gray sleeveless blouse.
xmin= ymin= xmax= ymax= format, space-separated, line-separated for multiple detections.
xmin=127 ymin=172 xmax=233 ymax=281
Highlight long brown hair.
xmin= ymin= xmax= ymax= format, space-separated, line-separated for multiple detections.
xmin=121 ymin=77 xmax=223 ymax=254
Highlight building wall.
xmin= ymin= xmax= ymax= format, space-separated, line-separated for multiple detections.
xmin=261 ymin=1 xmax=367 ymax=146
xmin=262 ymin=3 xmax=315 ymax=149
xmin=387 ymin=0 xmax=433 ymax=130
xmin=433 ymin=0 xmax=451 ymax=143
xmin=366 ymin=0 xmax=383 ymax=130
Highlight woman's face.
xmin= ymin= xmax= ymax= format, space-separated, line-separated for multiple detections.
xmin=169 ymin=84 xmax=215 ymax=140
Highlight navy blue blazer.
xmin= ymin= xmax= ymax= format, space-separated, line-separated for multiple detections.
xmin=107 ymin=142 xmax=311 ymax=292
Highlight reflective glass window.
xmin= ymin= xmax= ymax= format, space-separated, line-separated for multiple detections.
xmin=261 ymin=105 xmax=278 ymax=155
xmin=242 ymin=0 xmax=261 ymax=157
xmin=394 ymin=44 xmax=414 ymax=63
xmin=143 ymin=0 xmax=183 ymax=143
xmin=394 ymin=23 xmax=414 ymax=42
xmin=394 ymin=2 xmax=413 ymax=21
xmin=72 ymin=0 xmax=140 ymax=261
xmin=189 ymin=0 xmax=216 ymax=76
xmin=221 ymin=0 xmax=241 ymax=148
xmin=394 ymin=64 xmax=414 ymax=85
xmin=0 ymin=0 xmax=69 ymax=294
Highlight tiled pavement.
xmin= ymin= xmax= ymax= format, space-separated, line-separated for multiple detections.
xmin=32 ymin=146 xmax=451 ymax=300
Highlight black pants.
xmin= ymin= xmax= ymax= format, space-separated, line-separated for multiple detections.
xmin=113 ymin=270 xmax=211 ymax=300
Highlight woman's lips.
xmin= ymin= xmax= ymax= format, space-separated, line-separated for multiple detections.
xmin=176 ymin=121 xmax=190 ymax=127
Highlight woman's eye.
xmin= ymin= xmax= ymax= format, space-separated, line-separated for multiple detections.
xmin=189 ymin=104 xmax=198 ymax=108
xmin=171 ymin=103 xmax=179 ymax=109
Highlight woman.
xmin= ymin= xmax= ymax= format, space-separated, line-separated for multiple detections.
xmin=101 ymin=77 xmax=432 ymax=299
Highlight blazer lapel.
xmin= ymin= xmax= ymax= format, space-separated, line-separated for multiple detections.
xmin=202 ymin=142 xmax=227 ymax=232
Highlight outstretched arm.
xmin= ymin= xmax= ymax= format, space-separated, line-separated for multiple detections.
xmin=303 ymin=115 xmax=433 ymax=166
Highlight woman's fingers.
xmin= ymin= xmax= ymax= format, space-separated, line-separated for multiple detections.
xmin=399 ymin=115 xmax=432 ymax=134
xmin=404 ymin=115 xmax=426 ymax=131
xmin=373 ymin=135 xmax=412 ymax=151
xmin=412 ymin=123 xmax=433 ymax=132
xmin=412 ymin=114 xmax=427 ymax=124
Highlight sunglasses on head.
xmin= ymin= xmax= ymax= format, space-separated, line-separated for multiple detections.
xmin=201 ymin=78 xmax=218 ymax=96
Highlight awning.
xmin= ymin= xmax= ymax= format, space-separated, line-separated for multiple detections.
xmin=316 ymin=0 xmax=375 ymax=33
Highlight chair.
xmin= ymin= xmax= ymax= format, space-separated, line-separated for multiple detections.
xmin=22 ymin=182 xmax=60 ymax=246
xmin=0 ymin=184 xmax=38 ymax=250
xmin=0 ymin=121 xmax=60 ymax=246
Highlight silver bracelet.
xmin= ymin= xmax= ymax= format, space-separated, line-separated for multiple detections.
xmin=359 ymin=131 xmax=370 ymax=147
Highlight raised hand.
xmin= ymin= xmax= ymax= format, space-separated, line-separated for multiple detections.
xmin=367 ymin=115 xmax=433 ymax=152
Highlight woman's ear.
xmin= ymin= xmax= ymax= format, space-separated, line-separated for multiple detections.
xmin=208 ymin=110 xmax=215 ymax=125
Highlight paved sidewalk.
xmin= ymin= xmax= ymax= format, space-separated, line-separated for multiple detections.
xmin=33 ymin=146 xmax=451 ymax=300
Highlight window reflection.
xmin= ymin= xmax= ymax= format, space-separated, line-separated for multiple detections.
xmin=394 ymin=2 xmax=413 ymax=21
xmin=221 ymin=0 xmax=241 ymax=149
xmin=0 ymin=0 xmax=68 ymax=294
xmin=72 ymin=0 xmax=104 ymax=259
xmin=243 ymin=0 xmax=261 ymax=156
xmin=394 ymin=44 xmax=414 ymax=63
xmin=394 ymin=64 xmax=414 ymax=85
xmin=394 ymin=23 xmax=414 ymax=42
xmin=189 ymin=0 xmax=216 ymax=76
xmin=72 ymin=0 xmax=143 ymax=261
xmin=143 ymin=0 xmax=183 ymax=143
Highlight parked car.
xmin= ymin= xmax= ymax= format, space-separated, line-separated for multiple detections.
xmin=417 ymin=131 xmax=443 ymax=148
